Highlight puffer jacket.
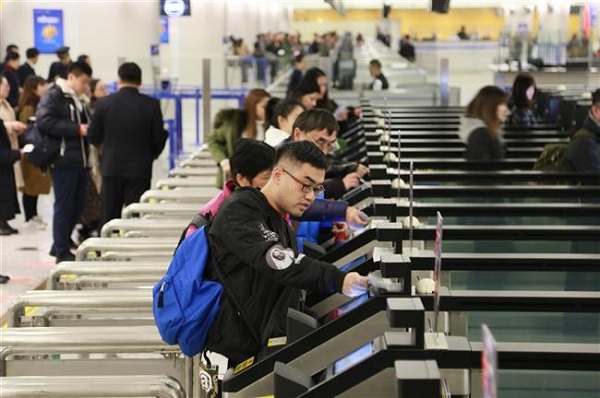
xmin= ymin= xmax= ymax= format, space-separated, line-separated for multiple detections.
xmin=566 ymin=114 xmax=600 ymax=173
xmin=35 ymin=78 xmax=90 ymax=168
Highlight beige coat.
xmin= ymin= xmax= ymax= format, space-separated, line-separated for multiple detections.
xmin=18 ymin=105 xmax=52 ymax=195
xmin=1 ymin=100 xmax=24 ymax=190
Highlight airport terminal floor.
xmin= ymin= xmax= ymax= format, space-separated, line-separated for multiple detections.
xmin=0 ymin=151 xmax=171 ymax=312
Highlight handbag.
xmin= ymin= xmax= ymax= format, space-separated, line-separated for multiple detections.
xmin=22 ymin=123 xmax=65 ymax=168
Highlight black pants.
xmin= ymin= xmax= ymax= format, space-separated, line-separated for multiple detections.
xmin=22 ymin=194 xmax=38 ymax=221
xmin=51 ymin=167 xmax=89 ymax=258
xmin=101 ymin=176 xmax=150 ymax=226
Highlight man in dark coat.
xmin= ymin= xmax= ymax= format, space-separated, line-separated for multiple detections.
xmin=399 ymin=35 xmax=416 ymax=62
xmin=36 ymin=61 xmax=93 ymax=263
xmin=88 ymin=62 xmax=167 ymax=226
xmin=17 ymin=47 xmax=40 ymax=86
xmin=47 ymin=46 xmax=72 ymax=83
xmin=0 ymin=44 xmax=19 ymax=73
xmin=2 ymin=52 xmax=21 ymax=108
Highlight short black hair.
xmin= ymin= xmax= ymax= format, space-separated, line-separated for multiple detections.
xmin=77 ymin=54 xmax=89 ymax=63
xmin=276 ymin=140 xmax=328 ymax=170
xmin=230 ymin=139 xmax=276 ymax=182
xmin=4 ymin=52 xmax=19 ymax=62
xmin=369 ymin=59 xmax=382 ymax=69
xmin=68 ymin=61 xmax=93 ymax=77
xmin=6 ymin=44 xmax=18 ymax=54
xmin=292 ymin=108 xmax=338 ymax=136
xmin=270 ymin=98 xmax=303 ymax=128
xmin=592 ymin=89 xmax=600 ymax=106
xmin=26 ymin=48 xmax=40 ymax=59
xmin=118 ymin=62 xmax=142 ymax=85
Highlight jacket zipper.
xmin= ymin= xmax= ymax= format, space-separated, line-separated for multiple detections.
xmin=71 ymin=101 xmax=88 ymax=168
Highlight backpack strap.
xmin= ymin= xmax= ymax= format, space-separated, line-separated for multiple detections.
xmin=205 ymin=221 xmax=263 ymax=348
xmin=212 ymin=257 xmax=262 ymax=347
xmin=174 ymin=212 xmax=210 ymax=254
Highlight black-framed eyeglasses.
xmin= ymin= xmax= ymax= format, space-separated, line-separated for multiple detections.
xmin=281 ymin=168 xmax=325 ymax=195
xmin=305 ymin=132 xmax=337 ymax=152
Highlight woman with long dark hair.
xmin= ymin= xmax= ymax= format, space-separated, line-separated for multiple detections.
xmin=460 ymin=85 xmax=509 ymax=161
xmin=263 ymin=97 xmax=304 ymax=147
xmin=17 ymin=75 xmax=50 ymax=229
xmin=506 ymin=73 xmax=539 ymax=126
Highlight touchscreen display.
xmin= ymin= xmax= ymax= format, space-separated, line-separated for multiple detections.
xmin=333 ymin=342 xmax=373 ymax=375
xmin=324 ymin=292 xmax=370 ymax=323
xmin=339 ymin=254 xmax=368 ymax=272
xmin=328 ymin=225 xmax=370 ymax=251
xmin=352 ymin=225 xmax=368 ymax=237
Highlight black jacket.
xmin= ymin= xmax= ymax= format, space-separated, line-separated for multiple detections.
xmin=0 ymin=120 xmax=21 ymax=220
xmin=88 ymin=87 xmax=167 ymax=179
xmin=16 ymin=63 xmax=36 ymax=87
xmin=35 ymin=82 xmax=90 ymax=168
xmin=3 ymin=67 xmax=20 ymax=108
xmin=206 ymin=188 xmax=346 ymax=364
xmin=567 ymin=115 xmax=600 ymax=173
xmin=464 ymin=127 xmax=504 ymax=161
xmin=47 ymin=61 xmax=69 ymax=82
xmin=326 ymin=157 xmax=358 ymax=179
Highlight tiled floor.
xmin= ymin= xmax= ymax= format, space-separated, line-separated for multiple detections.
xmin=0 ymin=151 xmax=172 ymax=324
xmin=0 ymin=193 xmax=55 ymax=324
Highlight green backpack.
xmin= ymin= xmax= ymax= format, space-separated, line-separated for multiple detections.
xmin=533 ymin=130 xmax=596 ymax=172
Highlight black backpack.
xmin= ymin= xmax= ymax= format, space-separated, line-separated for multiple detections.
xmin=22 ymin=122 xmax=64 ymax=168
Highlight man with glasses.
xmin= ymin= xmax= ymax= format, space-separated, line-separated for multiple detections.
xmin=277 ymin=108 xmax=370 ymax=250
xmin=206 ymin=141 xmax=369 ymax=366
xmin=288 ymin=108 xmax=368 ymax=199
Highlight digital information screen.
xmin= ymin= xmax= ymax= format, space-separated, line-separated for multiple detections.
xmin=339 ymin=254 xmax=368 ymax=272
xmin=324 ymin=292 xmax=370 ymax=323
xmin=333 ymin=342 xmax=373 ymax=375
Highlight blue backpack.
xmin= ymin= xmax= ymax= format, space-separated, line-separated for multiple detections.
xmin=152 ymin=224 xmax=222 ymax=357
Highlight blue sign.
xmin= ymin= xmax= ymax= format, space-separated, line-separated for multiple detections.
xmin=150 ymin=44 xmax=160 ymax=57
xmin=159 ymin=17 xmax=169 ymax=44
xmin=33 ymin=9 xmax=64 ymax=54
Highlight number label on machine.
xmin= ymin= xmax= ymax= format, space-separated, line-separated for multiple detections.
xmin=481 ymin=324 xmax=498 ymax=398
xmin=234 ymin=356 xmax=255 ymax=374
